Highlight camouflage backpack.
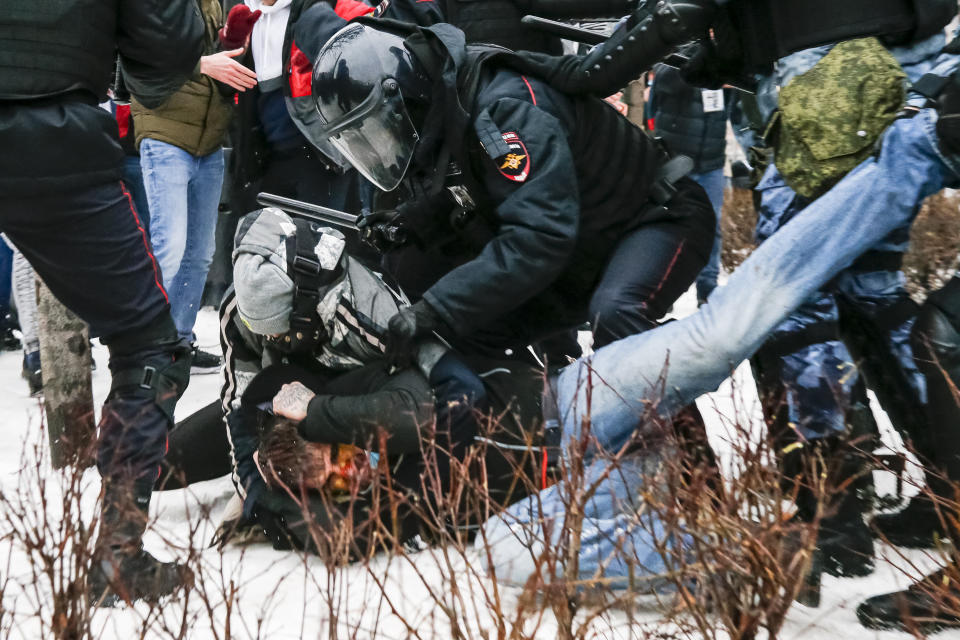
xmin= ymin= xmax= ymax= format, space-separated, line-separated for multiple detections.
xmin=773 ymin=38 xmax=906 ymax=199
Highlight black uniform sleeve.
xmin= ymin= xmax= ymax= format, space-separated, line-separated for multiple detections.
xmin=301 ymin=367 xmax=434 ymax=454
xmin=117 ymin=0 xmax=205 ymax=108
xmin=423 ymin=95 xmax=580 ymax=335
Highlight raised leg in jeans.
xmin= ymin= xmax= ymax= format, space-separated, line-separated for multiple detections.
xmin=483 ymin=109 xmax=956 ymax=588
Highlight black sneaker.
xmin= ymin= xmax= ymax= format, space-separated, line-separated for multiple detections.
xmin=857 ymin=567 xmax=960 ymax=632
xmin=872 ymin=496 xmax=949 ymax=549
xmin=21 ymin=351 xmax=42 ymax=397
xmin=190 ymin=346 xmax=222 ymax=374
xmin=89 ymin=547 xmax=193 ymax=607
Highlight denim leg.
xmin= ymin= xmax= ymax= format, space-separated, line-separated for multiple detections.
xmin=140 ymin=139 xmax=192 ymax=299
xmin=689 ymin=168 xmax=725 ymax=303
xmin=558 ymin=109 xmax=951 ymax=456
xmin=485 ymin=110 xmax=954 ymax=590
xmin=166 ymin=148 xmax=222 ymax=340
xmin=482 ymin=450 xmax=687 ymax=592
xmin=9 ymin=244 xmax=39 ymax=354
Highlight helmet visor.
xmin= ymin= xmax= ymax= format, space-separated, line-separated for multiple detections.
xmin=318 ymin=80 xmax=419 ymax=192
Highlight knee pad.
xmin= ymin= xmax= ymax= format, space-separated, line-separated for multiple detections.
xmin=102 ymin=312 xmax=192 ymax=424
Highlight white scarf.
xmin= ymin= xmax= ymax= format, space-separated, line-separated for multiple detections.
xmin=245 ymin=0 xmax=294 ymax=82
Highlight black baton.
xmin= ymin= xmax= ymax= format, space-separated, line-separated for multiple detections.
xmin=256 ymin=192 xmax=361 ymax=230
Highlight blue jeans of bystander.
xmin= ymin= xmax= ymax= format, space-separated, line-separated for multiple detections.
xmin=140 ymin=139 xmax=224 ymax=341
xmin=690 ymin=168 xmax=725 ymax=303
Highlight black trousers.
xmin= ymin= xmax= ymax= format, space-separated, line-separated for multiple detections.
xmin=0 ymin=179 xmax=180 ymax=485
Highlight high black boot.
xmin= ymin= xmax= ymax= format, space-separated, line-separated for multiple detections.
xmin=88 ymin=478 xmax=193 ymax=606
xmin=857 ymin=566 xmax=960 ymax=632
xmin=784 ymin=436 xmax=876 ymax=578
xmin=752 ymin=347 xmax=876 ymax=578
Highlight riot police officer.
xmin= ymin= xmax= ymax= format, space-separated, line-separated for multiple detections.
xmin=306 ymin=19 xmax=715 ymax=363
xmin=0 ymin=0 xmax=203 ymax=604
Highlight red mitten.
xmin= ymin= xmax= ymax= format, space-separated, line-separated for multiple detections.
xmin=219 ymin=5 xmax=262 ymax=50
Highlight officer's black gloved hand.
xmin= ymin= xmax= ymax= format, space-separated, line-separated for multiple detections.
xmin=676 ymin=39 xmax=744 ymax=90
xmin=385 ymin=300 xmax=445 ymax=370
xmin=358 ymin=209 xmax=406 ymax=253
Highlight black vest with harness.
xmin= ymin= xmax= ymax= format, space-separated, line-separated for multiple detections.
xmin=0 ymin=0 xmax=117 ymax=101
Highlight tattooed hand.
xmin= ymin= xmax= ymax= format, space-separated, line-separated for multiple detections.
xmin=272 ymin=382 xmax=316 ymax=422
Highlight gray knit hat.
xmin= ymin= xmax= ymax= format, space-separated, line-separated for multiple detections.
xmin=232 ymin=208 xmax=299 ymax=335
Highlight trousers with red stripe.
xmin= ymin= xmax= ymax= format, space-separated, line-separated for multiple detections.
xmin=0 ymin=180 xmax=189 ymax=487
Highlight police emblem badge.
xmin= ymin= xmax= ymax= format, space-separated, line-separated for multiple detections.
xmin=496 ymin=132 xmax=530 ymax=182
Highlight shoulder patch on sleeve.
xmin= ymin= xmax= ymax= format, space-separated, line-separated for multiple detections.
xmin=474 ymin=110 xmax=511 ymax=158
xmin=494 ymin=132 xmax=530 ymax=183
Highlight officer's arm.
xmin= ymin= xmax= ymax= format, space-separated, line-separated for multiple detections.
xmin=514 ymin=0 xmax=718 ymax=97
xmin=423 ymin=98 xmax=579 ymax=335
xmin=117 ymin=0 xmax=205 ymax=108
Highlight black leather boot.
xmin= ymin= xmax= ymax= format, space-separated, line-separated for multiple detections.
xmin=857 ymin=566 xmax=960 ymax=632
xmin=88 ymin=479 xmax=193 ymax=606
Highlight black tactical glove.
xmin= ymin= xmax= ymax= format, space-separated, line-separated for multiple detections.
xmin=358 ymin=209 xmax=407 ymax=253
xmin=385 ymin=300 xmax=445 ymax=369
xmin=672 ymin=3 xmax=750 ymax=89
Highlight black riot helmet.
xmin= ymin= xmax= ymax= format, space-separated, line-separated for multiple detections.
xmin=311 ymin=22 xmax=432 ymax=192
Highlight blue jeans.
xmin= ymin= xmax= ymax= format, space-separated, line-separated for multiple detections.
xmin=140 ymin=139 xmax=224 ymax=340
xmin=484 ymin=107 xmax=955 ymax=588
xmin=690 ymin=168 xmax=725 ymax=302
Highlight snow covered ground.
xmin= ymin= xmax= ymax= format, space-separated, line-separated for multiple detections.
xmin=0 ymin=292 xmax=958 ymax=639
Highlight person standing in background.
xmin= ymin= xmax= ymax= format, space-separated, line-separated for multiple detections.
xmin=132 ymin=0 xmax=258 ymax=374
xmin=648 ymin=63 xmax=733 ymax=305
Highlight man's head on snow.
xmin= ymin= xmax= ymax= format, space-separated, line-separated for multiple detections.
xmin=232 ymin=207 xmax=345 ymax=339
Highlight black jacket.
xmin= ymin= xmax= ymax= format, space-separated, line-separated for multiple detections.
xmin=0 ymin=0 xmax=204 ymax=195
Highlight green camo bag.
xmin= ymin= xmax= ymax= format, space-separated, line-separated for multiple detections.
xmin=775 ymin=38 xmax=906 ymax=199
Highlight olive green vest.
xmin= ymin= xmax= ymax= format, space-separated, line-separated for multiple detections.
xmin=131 ymin=0 xmax=232 ymax=157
